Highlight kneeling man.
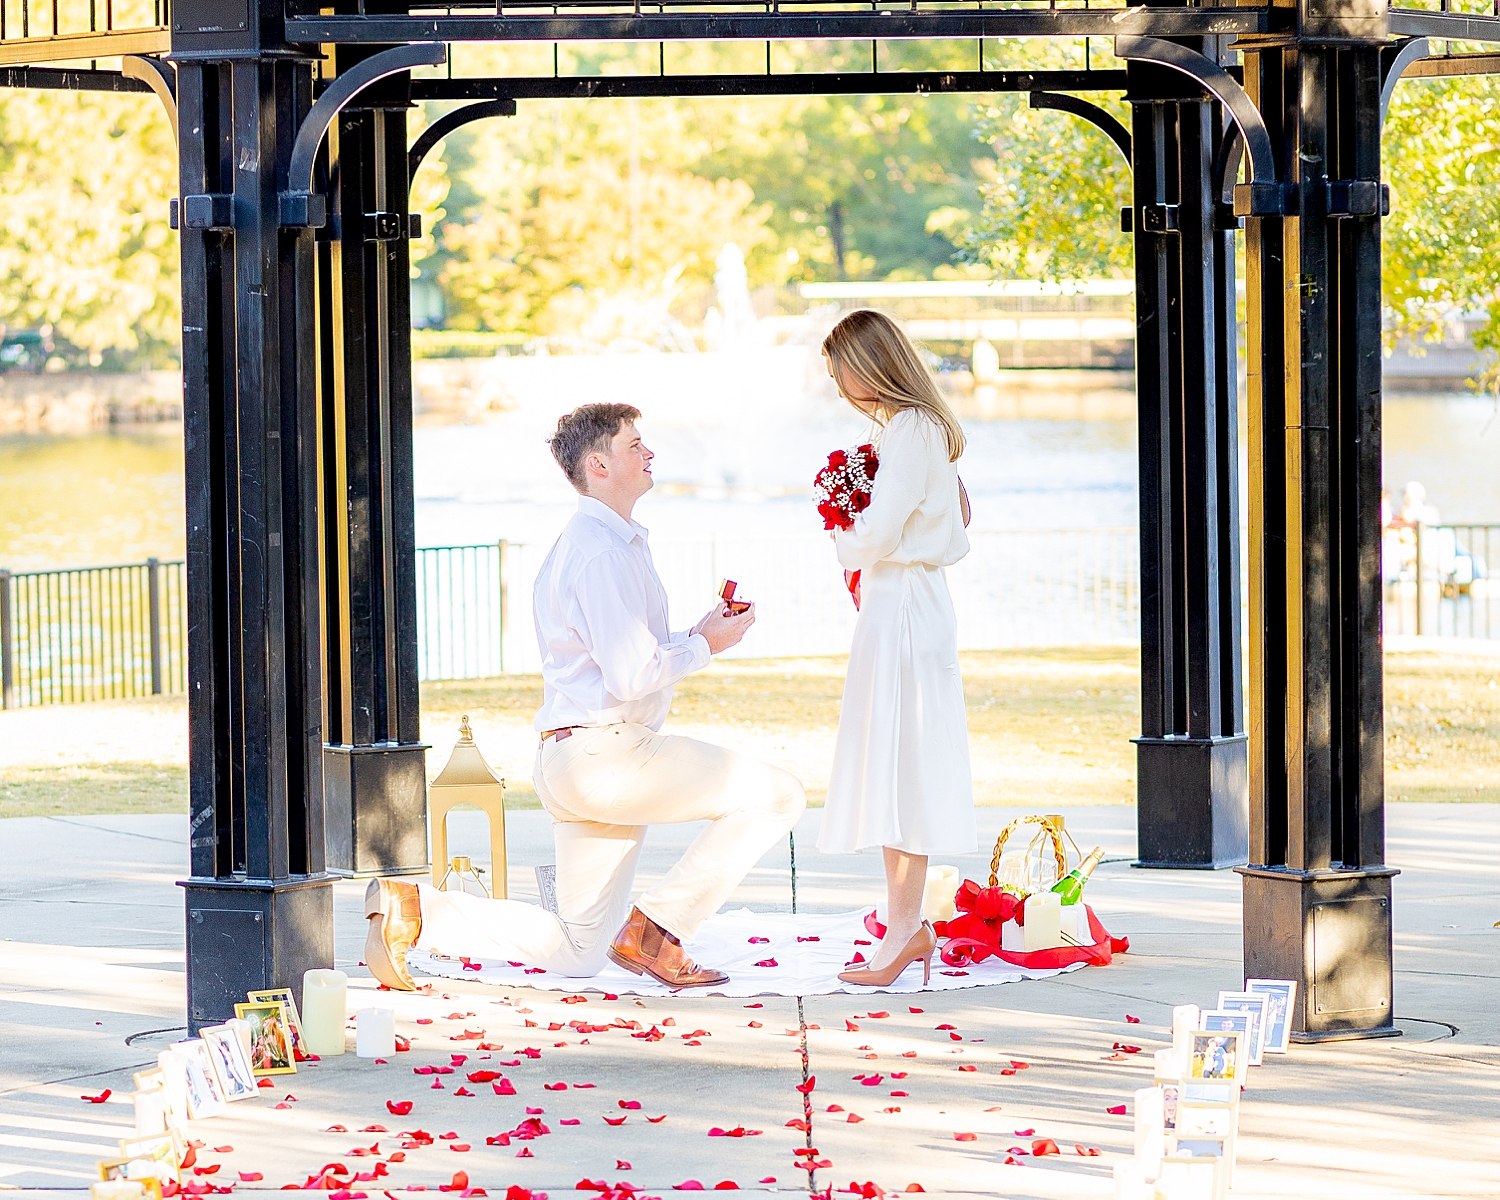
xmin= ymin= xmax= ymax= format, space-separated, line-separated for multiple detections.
xmin=365 ymin=404 xmax=806 ymax=989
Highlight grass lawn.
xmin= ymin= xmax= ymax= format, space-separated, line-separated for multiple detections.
xmin=2 ymin=646 xmax=1497 ymax=817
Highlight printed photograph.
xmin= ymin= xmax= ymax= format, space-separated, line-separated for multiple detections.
xmin=1189 ymin=1030 xmax=1240 ymax=1081
xmin=1246 ymin=979 xmax=1298 ymax=1053
xmin=1216 ymin=991 xmax=1271 ymax=1064
xmin=248 ymin=987 xmax=307 ymax=1059
xmin=201 ymin=1023 xmax=258 ymax=1101
xmin=234 ymin=1001 xmax=297 ymax=1076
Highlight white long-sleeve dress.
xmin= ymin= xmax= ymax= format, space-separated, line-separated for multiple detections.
xmin=817 ymin=408 xmax=978 ymax=856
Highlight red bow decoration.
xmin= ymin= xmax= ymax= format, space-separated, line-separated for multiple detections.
xmin=931 ymin=879 xmax=1129 ymax=969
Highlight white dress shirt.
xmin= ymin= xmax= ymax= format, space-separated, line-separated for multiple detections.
xmin=532 ymin=496 xmax=710 ymax=732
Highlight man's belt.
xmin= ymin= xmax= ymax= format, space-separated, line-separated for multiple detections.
xmin=540 ymin=726 xmax=580 ymax=742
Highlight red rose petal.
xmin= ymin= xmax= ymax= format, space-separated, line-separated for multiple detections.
xmin=326 ymin=1125 xmax=348 ymax=1133
xmin=648 ymin=1115 xmax=667 ymax=1123
xmin=258 ymin=1079 xmax=273 ymax=1088
xmin=238 ymin=1172 xmax=264 ymax=1182
xmin=1107 ymin=1105 xmax=1127 ymax=1115
xmin=908 ymin=1007 xmax=924 ymax=1014
xmin=860 ymin=1075 xmax=883 ymax=1086
xmin=1031 ymin=1138 xmax=1061 ymax=1157
xmin=1010 ymin=1061 xmax=1030 ymax=1070
xmin=794 ymin=1076 xmax=816 ymax=1095
xmin=619 ymin=1100 xmax=642 ymax=1109
xmin=1013 ymin=1128 xmax=1035 ymax=1136
xmin=604 ymin=1117 xmax=627 ymax=1126
xmin=82 ymin=1090 xmax=111 ymax=1104
xmin=847 ymin=1114 xmax=864 ymax=1124
xmin=753 ymin=959 xmax=778 ymax=968
xmin=954 ymin=1132 xmax=977 ymax=1142
xmin=890 ymin=1091 xmax=908 ymax=1097
xmin=1076 ymin=1144 xmax=1102 ymax=1156
xmin=1125 ymin=1014 xmax=1141 ymax=1023
xmin=958 ymin=1065 xmax=977 ymax=1073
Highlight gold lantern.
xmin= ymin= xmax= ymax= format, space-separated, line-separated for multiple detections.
xmin=429 ymin=716 xmax=507 ymax=898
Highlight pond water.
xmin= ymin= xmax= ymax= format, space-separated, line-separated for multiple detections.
xmin=0 ymin=367 xmax=1495 ymax=573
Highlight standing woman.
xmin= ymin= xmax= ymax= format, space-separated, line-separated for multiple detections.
xmin=817 ymin=309 xmax=977 ymax=986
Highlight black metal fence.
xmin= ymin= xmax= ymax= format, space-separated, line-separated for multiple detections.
xmin=0 ymin=558 xmax=186 ymax=708
xmin=1382 ymin=523 xmax=1500 ymax=639
xmin=5 ymin=525 xmax=1496 ymax=709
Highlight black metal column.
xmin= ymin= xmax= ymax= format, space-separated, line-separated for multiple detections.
xmin=174 ymin=6 xmax=332 ymax=1031
xmin=1237 ymin=33 xmax=1398 ymax=1041
xmin=320 ymin=46 xmax=428 ymax=877
xmin=1129 ymin=53 xmax=1249 ymax=869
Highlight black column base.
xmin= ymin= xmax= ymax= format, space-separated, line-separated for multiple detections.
xmin=324 ymin=742 xmax=430 ymax=877
xmin=1237 ymin=864 xmax=1401 ymax=1042
xmin=180 ymin=875 xmax=334 ymax=1034
xmin=1133 ymin=734 xmax=1248 ymax=868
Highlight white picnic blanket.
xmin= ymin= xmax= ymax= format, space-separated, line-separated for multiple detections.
xmin=407 ymin=907 xmax=1080 ymax=997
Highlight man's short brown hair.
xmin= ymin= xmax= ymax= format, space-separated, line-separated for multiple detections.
xmin=548 ymin=403 xmax=642 ymax=493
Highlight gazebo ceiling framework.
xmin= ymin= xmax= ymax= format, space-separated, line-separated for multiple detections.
xmin=2 ymin=0 xmax=1496 ymax=1042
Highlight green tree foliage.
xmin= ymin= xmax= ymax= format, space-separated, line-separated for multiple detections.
xmin=0 ymin=91 xmax=178 ymax=360
xmin=960 ymin=39 xmax=1131 ymax=280
xmin=1383 ymin=70 xmax=1500 ymax=392
xmin=962 ymin=92 xmax=1132 ymax=279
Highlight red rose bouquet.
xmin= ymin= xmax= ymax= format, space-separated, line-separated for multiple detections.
xmin=814 ymin=444 xmax=879 ymax=609
xmin=814 ymin=443 xmax=879 ymax=531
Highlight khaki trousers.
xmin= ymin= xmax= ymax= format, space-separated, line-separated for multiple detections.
xmin=415 ymin=723 xmax=806 ymax=977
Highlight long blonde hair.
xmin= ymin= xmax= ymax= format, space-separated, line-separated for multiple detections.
xmin=822 ymin=309 xmax=966 ymax=462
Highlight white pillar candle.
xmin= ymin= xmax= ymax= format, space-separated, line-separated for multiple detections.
xmin=1154 ymin=1047 xmax=1185 ymax=1083
xmin=920 ymin=864 xmax=962 ymax=923
xmin=355 ymin=1006 xmax=395 ymax=1058
xmin=1171 ymin=1004 xmax=1201 ymax=1059
xmin=1113 ymin=1160 xmax=1148 ymax=1200
xmin=91 ymin=1184 xmax=146 ymax=1200
xmin=133 ymin=1087 xmax=168 ymax=1137
xmin=1133 ymin=1086 xmax=1165 ymax=1180
xmin=1022 ymin=890 xmax=1063 ymax=951
xmin=301 ymin=969 xmax=349 ymax=1056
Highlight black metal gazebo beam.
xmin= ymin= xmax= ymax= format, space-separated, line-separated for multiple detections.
xmin=286 ymin=7 xmax=1266 ymax=43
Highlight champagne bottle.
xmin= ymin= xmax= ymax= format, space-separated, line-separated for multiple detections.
xmin=1051 ymin=846 xmax=1105 ymax=905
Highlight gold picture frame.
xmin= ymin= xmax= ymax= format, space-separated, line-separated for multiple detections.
xmin=247 ymin=987 xmax=308 ymax=1060
xmin=233 ymin=1001 xmax=297 ymax=1076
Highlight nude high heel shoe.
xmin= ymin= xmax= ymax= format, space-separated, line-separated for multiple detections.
xmin=838 ymin=921 xmax=936 ymax=987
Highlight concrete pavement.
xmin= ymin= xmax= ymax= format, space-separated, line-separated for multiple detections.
xmin=2 ymin=804 xmax=1499 ymax=1196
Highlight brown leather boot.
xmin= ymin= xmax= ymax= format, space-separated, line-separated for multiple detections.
xmin=607 ymin=907 xmax=729 ymax=988
xmin=364 ymin=878 xmax=423 ymax=991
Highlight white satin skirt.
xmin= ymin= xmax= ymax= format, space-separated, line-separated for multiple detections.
xmin=817 ymin=560 xmax=977 ymax=856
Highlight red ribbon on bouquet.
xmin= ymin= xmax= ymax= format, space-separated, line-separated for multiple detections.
xmin=926 ymin=879 xmax=1129 ymax=970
